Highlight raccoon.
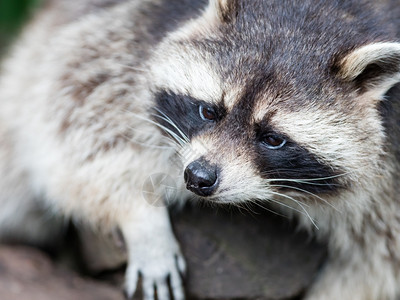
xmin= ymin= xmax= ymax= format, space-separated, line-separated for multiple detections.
xmin=1 ymin=0 xmax=400 ymax=299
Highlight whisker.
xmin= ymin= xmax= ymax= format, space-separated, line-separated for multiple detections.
xmin=265 ymin=179 xmax=339 ymax=187
xmin=250 ymin=199 xmax=290 ymax=219
xmin=269 ymin=184 xmax=340 ymax=212
xmin=208 ymin=187 xmax=315 ymax=226
xmin=267 ymin=190 xmax=318 ymax=229
xmin=232 ymin=201 xmax=258 ymax=216
xmin=125 ymin=110 xmax=187 ymax=147
xmin=267 ymin=190 xmax=310 ymax=208
xmin=150 ymin=113 xmax=190 ymax=144
xmin=152 ymin=108 xmax=190 ymax=143
xmin=265 ymin=171 xmax=352 ymax=184
xmin=152 ymin=121 xmax=187 ymax=147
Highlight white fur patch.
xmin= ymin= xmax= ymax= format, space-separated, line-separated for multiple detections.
xmin=147 ymin=41 xmax=223 ymax=104
xmin=340 ymin=42 xmax=400 ymax=80
xmin=339 ymin=42 xmax=400 ymax=98
xmin=120 ymin=203 xmax=185 ymax=300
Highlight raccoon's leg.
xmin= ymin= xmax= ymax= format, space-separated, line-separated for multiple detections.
xmin=120 ymin=203 xmax=186 ymax=300
xmin=41 ymin=147 xmax=186 ymax=300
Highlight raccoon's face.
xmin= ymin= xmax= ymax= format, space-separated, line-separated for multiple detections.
xmin=146 ymin=0 xmax=400 ymax=207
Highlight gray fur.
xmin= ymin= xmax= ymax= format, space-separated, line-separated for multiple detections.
xmin=0 ymin=0 xmax=400 ymax=299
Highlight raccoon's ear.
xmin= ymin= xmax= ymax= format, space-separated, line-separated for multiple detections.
xmin=338 ymin=42 xmax=400 ymax=98
xmin=206 ymin=0 xmax=239 ymax=23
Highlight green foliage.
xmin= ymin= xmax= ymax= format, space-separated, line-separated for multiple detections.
xmin=0 ymin=0 xmax=41 ymax=52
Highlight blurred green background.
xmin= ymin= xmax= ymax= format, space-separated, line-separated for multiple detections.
xmin=0 ymin=0 xmax=41 ymax=54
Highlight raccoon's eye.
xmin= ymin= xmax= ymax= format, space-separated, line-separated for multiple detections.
xmin=199 ymin=105 xmax=217 ymax=121
xmin=261 ymin=134 xmax=287 ymax=149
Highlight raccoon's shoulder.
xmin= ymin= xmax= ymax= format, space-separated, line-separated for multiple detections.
xmin=4 ymin=0 xmax=209 ymax=105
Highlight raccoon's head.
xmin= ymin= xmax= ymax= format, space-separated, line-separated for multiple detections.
xmin=146 ymin=0 xmax=400 ymax=207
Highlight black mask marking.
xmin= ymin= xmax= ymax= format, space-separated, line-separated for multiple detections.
xmin=153 ymin=90 xmax=226 ymax=140
xmin=253 ymin=127 xmax=344 ymax=195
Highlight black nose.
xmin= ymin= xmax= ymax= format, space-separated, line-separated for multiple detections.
xmin=184 ymin=158 xmax=219 ymax=197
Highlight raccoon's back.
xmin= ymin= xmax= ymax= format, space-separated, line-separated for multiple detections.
xmin=26 ymin=0 xmax=208 ymax=43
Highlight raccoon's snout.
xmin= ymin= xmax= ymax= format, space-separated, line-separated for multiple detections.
xmin=184 ymin=158 xmax=219 ymax=197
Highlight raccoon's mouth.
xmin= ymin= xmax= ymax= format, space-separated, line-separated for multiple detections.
xmin=184 ymin=158 xmax=219 ymax=197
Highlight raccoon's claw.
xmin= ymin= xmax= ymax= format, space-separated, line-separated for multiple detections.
xmin=124 ymin=251 xmax=186 ymax=300
xmin=123 ymin=264 xmax=139 ymax=299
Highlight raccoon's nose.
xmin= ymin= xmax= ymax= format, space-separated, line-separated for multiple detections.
xmin=184 ymin=158 xmax=219 ymax=197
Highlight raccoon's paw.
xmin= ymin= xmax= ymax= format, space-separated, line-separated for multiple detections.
xmin=123 ymin=248 xmax=186 ymax=300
